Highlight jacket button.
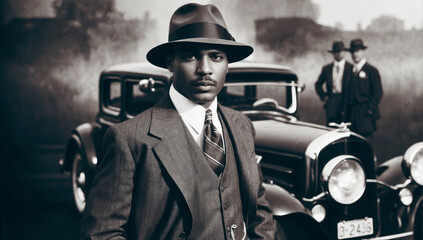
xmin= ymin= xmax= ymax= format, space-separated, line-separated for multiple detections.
xmin=179 ymin=231 xmax=187 ymax=238
xmin=224 ymin=203 xmax=228 ymax=210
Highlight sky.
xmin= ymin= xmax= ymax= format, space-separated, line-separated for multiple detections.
xmin=3 ymin=0 xmax=422 ymax=31
xmin=311 ymin=0 xmax=423 ymax=30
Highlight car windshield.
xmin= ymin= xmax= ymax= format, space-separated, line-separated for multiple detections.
xmin=219 ymin=81 xmax=297 ymax=116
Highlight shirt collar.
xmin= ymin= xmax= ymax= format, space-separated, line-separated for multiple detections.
xmin=355 ymin=58 xmax=366 ymax=71
xmin=334 ymin=59 xmax=345 ymax=68
xmin=169 ymin=84 xmax=219 ymax=134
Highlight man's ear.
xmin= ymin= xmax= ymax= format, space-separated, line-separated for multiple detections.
xmin=166 ymin=56 xmax=174 ymax=72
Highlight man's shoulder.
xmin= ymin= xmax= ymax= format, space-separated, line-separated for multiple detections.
xmin=323 ymin=63 xmax=333 ymax=69
xmin=363 ymin=62 xmax=379 ymax=71
xmin=345 ymin=61 xmax=353 ymax=68
xmin=111 ymin=108 xmax=154 ymax=134
xmin=219 ymin=105 xmax=252 ymax=127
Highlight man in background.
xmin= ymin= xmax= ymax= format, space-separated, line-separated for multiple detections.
xmin=315 ymin=41 xmax=353 ymax=125
xmin=346 ymin=38 xmax=383 ymax=139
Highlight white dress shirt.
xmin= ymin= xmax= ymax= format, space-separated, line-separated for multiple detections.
xmin=354 ymin=58 xmax=367 ymax=73
xmin=169 ymin=84 xmax=224 ymax=150
xmin=332 ymin=59 xmax=345 ymax=93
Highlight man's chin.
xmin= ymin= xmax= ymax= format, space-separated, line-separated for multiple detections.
xmin=191 ymin=93 xmax=216 ymax=107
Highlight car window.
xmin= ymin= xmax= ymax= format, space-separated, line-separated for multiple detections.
xmin=125 ymin=79 xmax=167 ymax=117
xmin=219 ymin=82 xmax=287 ymax=111
xmin=102 ymin=78 xmax=121 ymax=114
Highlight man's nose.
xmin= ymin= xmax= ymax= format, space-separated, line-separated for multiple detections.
xmin=197 ymin=56 xmax=213 ymax=75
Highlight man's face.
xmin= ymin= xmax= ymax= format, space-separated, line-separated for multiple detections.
xmin=350 ymin=49 xmax=364 ymax=63
xmin=167 ymin=47 xmax=228 ymax=108
xmin=332 ymin=51 xmax=345 ymax=62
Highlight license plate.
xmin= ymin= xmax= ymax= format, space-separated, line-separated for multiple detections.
xmin=337 ymin=218 xmax=373 ymax=239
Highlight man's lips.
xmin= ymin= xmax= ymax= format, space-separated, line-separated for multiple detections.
xmin=194 ymin=80 xmax=215 ymax=86
xmin=193 ymin=80 xmax=216 ymax=91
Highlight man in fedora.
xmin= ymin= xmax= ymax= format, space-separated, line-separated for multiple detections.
xmin=315 ymin=41 xmax=353 ymax=125
xmin=346 ymin=38 xmax=383 ymax=139
xmin=81 ymin=3 xmax=275 ymax=240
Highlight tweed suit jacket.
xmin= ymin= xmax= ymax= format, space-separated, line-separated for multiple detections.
xmin=80 ymin=93 xmax=275 ymax=240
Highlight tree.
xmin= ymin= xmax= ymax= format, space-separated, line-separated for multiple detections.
xmin=52 ymin=0 xmax=120 ymax=29
xmin=367 ymin=15 xmax=405 ymax=32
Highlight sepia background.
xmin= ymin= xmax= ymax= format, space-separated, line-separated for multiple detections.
xmin=1 ymin=0 xmax=422 ymax=239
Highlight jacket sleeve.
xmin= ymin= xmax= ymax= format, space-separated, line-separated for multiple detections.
xmin=368 ymin=66 xmax=383 ymax=115
xmin=315 ymin=67 xmax=327 ymax=101
xmin=244 ymin=117 xmax=276 ymax=239
xmin=248 ymin=166 xmax=276 ymax=239
xmin=80 ymin=125 xmax=135 ymax=240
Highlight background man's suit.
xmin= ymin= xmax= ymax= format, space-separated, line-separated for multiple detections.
xmin=346 ymin=62 xmax=383 ymax=137
xmin=315 ymin=61 xmax=353 ymax=125
xmin=80 ymin=94 xmax=274 ymax=239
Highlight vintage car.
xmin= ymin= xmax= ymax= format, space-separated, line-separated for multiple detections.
xmin=60 ymin=61 xmax=423 ymax=239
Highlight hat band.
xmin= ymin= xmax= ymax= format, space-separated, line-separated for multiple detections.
xmin=169 ymin=22 xmax=235 ymax=42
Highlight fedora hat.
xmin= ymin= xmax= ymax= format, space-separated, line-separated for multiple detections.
xmin=146 ymin=3 xmax=253 ymax=68
xmin=328 ymin=41 xmax=346 ymax=53
xmin=348 ymin=38 xmax=368 ymax=52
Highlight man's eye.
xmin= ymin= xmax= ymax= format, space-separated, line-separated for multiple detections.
xmin=211 ymin=54 xmax=225 ymax=61
xmin=183 ymin=55 xmax=196 ymax=60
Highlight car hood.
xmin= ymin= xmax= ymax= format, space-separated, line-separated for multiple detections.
xmin=253 ymin=119 xmax=331 ymax=155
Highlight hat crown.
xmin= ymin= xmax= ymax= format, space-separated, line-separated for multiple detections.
xmin=168 ymin=3 xmax=233 ymax=41
xmin=349 ymin=38 xmax=367 ymax=51
xmin=330 ymin=41 xmax=345 ymax=52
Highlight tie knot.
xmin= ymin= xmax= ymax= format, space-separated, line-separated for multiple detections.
xmin=205 ymin=109 xmax=213 ymax=125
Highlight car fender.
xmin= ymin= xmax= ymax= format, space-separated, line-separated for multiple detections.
xmin=264 ymin=182 xmax=310 ymax=216
xmin=63 ymin=122 xmax=101 ymax=172
xmin=264 ymin=183 xmax=329 ymax=239
xmin=376 ymin=156 xmax=408 ymax=186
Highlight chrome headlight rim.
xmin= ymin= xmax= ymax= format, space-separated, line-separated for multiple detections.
xmin=321 ymin=155 xmax=367 ymax=205
xmin=403 ymin=142 xmax=423 ymax=186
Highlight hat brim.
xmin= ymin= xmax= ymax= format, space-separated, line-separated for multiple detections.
xmin=347 ymin=46 xmax=368 ymax=52
xmin=328 ymin=49 xmax=345 ymax=53
xmin=146 ymin=38 xmax=254 ymax=68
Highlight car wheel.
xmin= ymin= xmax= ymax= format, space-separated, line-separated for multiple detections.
xmin=71 ymin=149 xmax=87 ymax=213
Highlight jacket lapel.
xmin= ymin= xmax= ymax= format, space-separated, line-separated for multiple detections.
xmin=219 ymin=105 xmax=259 ymax=223
xmin=342 ymin=63 xmax=352 ymax=94
xmin=148 ymin=94 xmax=198 ymax=224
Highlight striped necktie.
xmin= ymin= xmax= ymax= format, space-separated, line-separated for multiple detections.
xmin=203 ymin=109 xmax=225 ymax=176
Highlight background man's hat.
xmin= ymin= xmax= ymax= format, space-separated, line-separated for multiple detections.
xmin=328 ymin=41 xmax=346 ymax=53
xmin=147 ymin=3 xmax=253 ymax=68
xmin=348 ymin=38 xmax=368 ymax=52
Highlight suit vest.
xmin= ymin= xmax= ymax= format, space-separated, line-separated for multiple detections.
xmin=182 ymin=113 xmax=245 ymax=240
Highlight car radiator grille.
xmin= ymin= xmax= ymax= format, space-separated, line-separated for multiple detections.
xmin=258 ymin=148 xmax=305 ymax=197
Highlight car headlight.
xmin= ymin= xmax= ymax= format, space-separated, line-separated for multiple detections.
xmin=403 ymin=142 xmax=423 ymax=185
xmin=322 ymin=155 xmax=366 ymax=204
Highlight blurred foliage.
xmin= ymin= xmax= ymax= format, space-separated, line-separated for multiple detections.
xmin=255 ymin=17 xmax=341 ymax=57
xmin=52 ymin=0 xmax=120 ymax=29
xmin=367 ymin=15 xmax=405 ymax=32
xmin=0 ymin=1 xmax=154 ymax=156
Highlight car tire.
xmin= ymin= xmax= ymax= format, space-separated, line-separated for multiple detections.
xmin=71 ymin=148 xmax=87 ymax=213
